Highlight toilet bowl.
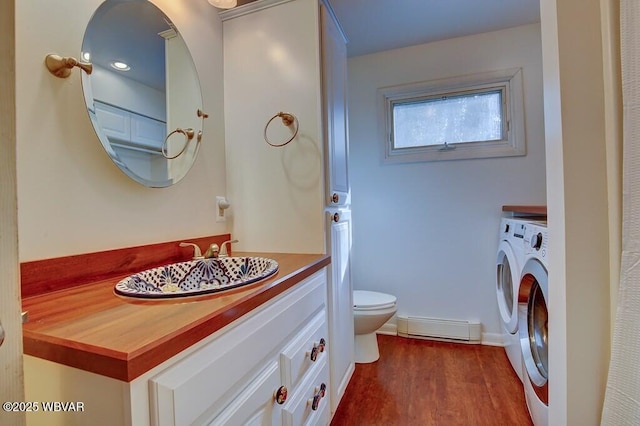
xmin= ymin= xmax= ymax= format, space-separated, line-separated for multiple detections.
xmin=353 ymin=290 xmax=397 ymax=363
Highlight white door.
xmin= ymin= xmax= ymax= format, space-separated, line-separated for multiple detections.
xmin=326 ymin=209 xmax=354 ymax=414
xmin=1 ymin=1 xmax=26 ymax=425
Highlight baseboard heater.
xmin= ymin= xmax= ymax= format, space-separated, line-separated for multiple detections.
xmin=397 ymin=316 xmax=481 ymax=343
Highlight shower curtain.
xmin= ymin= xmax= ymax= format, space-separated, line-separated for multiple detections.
xmin=601 ymin=1 xmax=640 ymax=424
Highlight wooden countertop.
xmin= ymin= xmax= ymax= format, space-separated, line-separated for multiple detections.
xmin=502 ymin=205 xmax=547 ymax=217
xmin=22 ymin=252 xmax=330 ymax=382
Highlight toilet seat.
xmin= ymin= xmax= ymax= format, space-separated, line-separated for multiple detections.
xmin=353 ymin=290 xmax=396 ymax=311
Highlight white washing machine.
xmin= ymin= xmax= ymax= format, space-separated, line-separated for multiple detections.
xmin=496 ymin=218 xmax=527 ymax=381
xmin=519 ymin=221 xmax=549 ymax=426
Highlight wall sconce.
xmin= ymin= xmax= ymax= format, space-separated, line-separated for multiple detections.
xmin=208 ymin=0 xmax=237 ymax=9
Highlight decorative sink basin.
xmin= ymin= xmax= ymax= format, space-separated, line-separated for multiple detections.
xmin=114 ymin=257 xmax=279 ymax=299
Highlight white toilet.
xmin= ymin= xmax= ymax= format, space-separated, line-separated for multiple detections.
xmin=353 ymin=290 xmax=397 ymax=363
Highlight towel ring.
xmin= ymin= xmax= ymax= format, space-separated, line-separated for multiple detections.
xmin=162 ymin=127 xmax=195 ymax=159
xmin=264 ymin=112 xmax=299 ymax=147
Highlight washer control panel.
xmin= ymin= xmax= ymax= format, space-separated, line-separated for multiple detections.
xmin=504 ymin=220 xmax=526 ymax=240
xmin=523 ymin=223 xmax=548 ymax=264
xmin=530 ymin=231 xmax=543 ymax=250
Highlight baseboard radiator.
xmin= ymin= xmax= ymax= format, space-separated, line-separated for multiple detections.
xmin=397 ymin=316 xmax=481 ymax=343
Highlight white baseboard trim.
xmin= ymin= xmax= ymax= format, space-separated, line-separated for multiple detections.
xmin=480 ymin=332 xmax=504 ymax=347
xmin=373 ymin=317 xmax=502 ymax=347
xmin=397 ymin=315 xmax=482 ymax=342
xmin=396 ymin=332 xmax=482 ymax=345
xmin=376 ymin=322 xmax=397 ymax=336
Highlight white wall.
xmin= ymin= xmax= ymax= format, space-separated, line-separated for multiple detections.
xmin=541 ymin=0 xmax=614 ymax=423
xmin=16 ymin=0 xmax=227 ymax=261
xmin=348 ymin=24 xmax=546 ymax=341
xmin=1 ymin=1 xmax=25 ymax=422
xmin=222 ymin=0 xmax=326 ymax=254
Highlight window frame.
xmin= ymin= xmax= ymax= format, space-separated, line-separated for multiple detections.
xmin=378 ymin=68 xmax=526 ymax=163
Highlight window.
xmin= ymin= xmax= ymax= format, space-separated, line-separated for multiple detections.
xmin=379 ymin=68 xmax=526 ymax=163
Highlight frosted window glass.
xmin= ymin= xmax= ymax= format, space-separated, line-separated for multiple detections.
xmin=380 ymin=68 xmax=525 ymax=163
xmin=392 ymin=91 xmax=503 ymax=148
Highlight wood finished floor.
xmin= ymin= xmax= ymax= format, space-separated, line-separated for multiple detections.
xmin=331 ymin=335 xmax=533 ymax=426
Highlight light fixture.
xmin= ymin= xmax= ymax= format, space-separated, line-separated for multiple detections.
xmin=208 ymin=0 xmax=237 ymax=9
xmin=81 ymin=51 xmax=91 ymax=61
xmin=110 ymin=61 xmax=130 ymax=71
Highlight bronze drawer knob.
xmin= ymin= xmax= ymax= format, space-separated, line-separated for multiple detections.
xmin=274 ymin=385 xmax=288 ymax=405
xmin=309 ymin=338 xmax=327 ymax=361
xmin=310 ymin=383 xmax=327 ymax=411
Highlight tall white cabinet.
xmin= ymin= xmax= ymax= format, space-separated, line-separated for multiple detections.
xmin=321 ymin=2 xmax=350 ymax=208
xmin=320 ymin=1 xmax=354 ymax=415
xmin=222 ymin=0 xmax=353 ymax=419
xmin=325 ymin=208 xmax=353 ymax=413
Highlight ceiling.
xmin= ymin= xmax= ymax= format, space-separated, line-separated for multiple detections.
xmin=327 ymin=0 xmax=540 ymax=57
xmin=237 ymin=0 xmax=540 ymax=57
xmin=84 ymin=0 xmax=541 ymax=92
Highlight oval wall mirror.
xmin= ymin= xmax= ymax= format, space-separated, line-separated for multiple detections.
xmin=81 ymin=0 xmax=205 ymax=187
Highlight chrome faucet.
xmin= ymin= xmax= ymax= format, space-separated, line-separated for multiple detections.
xmin=219 ymin=239 xmax=239 ymax=258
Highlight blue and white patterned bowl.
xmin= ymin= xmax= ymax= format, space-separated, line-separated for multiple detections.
xmin=114 ymin=257 xmax=279 ymax=299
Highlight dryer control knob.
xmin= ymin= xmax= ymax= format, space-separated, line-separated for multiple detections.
xmin=531 ymin=232 xmax=543 ymax=250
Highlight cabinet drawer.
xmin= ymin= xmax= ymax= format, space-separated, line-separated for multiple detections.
xmin=282 ymin=360 xmax=330 ymax=426
xmin=149 ymin=270 xmax=327 ymax=426
xmin=209 ymin=360 xmax=282 ymax=426
xmin=280 ymin=310 xmax=328 ymax=391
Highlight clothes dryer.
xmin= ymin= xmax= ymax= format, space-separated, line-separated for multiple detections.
xmin=519 ymin=222 xmax=549 ymax=426
xmin=496 ymin=218 xmax=527 ymax=381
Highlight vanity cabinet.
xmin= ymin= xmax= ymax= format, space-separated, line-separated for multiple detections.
xmin=24 ymin=269 xmax=330 ymax=426
xmin=149 ymin=269 xmax=329 ymax=425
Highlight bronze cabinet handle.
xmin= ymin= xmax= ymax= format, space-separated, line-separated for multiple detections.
xmin=331 ymin=193 xmax=339 ymax=204
xmin=332 ymin=212 xmax=340 ymax=223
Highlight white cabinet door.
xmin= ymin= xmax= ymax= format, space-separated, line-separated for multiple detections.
xmin=326 ymin=209 xmax=354 ymax=414
xmin=94 ymin=101 xmax=165 ymax=150
xmin=149 ymin=270 xmax=328 ymax=426
xmin=94 ymin=101 xmax=130 ymax=143
xmin=130 ymin=114 xmax=166 ymax=149
xmin=321 ymin=3 xmax=350 ymax=207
